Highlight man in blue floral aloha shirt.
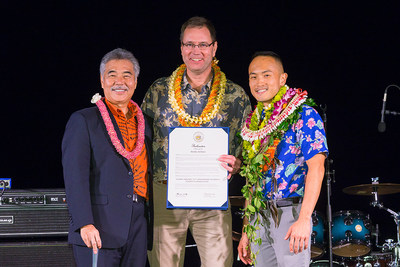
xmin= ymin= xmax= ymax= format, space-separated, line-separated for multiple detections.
xmin=238 ymin=51 xmax=328 ymax=267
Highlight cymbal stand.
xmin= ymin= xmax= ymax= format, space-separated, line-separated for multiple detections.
xmin=369 ymin=178 xmax=400 ymax=266
xmin=320 ymin=104 xmax=335 ymax=267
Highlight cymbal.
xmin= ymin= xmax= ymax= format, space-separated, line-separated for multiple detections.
xmin=343 ymin=183 xmax=400 ymax=196
xmin=229 ymin=196 xmax=245 ymax=207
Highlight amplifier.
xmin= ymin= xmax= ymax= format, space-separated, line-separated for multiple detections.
xmin=0 ymin=189 xmax=69 ymax=237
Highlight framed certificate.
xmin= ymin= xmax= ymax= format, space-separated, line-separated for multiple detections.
xmin=166 ymin=127 xmax=229 ymax=210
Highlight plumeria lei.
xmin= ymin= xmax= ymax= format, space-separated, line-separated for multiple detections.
xmin=167 ymin=61 xmax=226 ymax=127
xmin=239 ymin=85 xmax=315 ymax=261
xmin=91 ymin=93 xmax=145 ymax=160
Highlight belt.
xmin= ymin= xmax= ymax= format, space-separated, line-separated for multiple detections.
xmin=132 ymin=193 xmax=146 ymax=203
xmin=266 ymin=197 xmax=303 ymax=208
xmin=157 ymin=180 xmax=168 ymax=185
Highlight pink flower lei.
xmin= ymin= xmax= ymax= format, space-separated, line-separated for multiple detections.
xmin=241 ymin=88 xmax=307 ymax=143
xmin=268 ymin=88 xmax=297 ymax=123
xmin=93 ymin=95 xmax=145 ymax=160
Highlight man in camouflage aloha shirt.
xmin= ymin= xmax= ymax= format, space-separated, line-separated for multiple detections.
xmin=141 ymin=16 xmax=251 ymax=267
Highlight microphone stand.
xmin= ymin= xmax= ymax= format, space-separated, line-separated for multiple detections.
xmin=320 ymin=104 xmax=335 ymax=267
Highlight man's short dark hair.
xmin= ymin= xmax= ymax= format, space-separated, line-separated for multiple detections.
xmin=180 ymin=16 xmax=217 ymax=42
xmin=251 ymin=51 xmax=284 ymax=69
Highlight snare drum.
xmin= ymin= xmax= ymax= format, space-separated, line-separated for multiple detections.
xmin=311 ymin=211 xmax=325 ymax=259
xmin=332 ymin=210 xmax=372 ymax=258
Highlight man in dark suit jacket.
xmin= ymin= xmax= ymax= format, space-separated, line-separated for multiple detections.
xmin=62 ymin=48 xmax=152 ymax=267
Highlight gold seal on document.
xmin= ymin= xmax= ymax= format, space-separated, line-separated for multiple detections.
xmin=193 ymin=132 xmax=204 ymax=142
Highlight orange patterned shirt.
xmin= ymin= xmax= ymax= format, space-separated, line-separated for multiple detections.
xmin=106 ymin=99 xmax=148 ymax=199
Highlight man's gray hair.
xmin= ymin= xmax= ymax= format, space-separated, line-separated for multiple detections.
xmin=99 ymin=48 xmax=140 ymax=79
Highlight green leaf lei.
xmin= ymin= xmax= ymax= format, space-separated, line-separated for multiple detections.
xmin=243 ymin=85 xmax=287 ymax=160
xmin=239 ymin=86 xmax=315 ymax=261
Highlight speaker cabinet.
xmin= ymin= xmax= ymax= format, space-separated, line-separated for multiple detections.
xmin=0 ymin=240 xmax=75 ymax=267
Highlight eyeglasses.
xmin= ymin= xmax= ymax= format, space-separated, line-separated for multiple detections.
xmin=181 ymin=41 xmax=215 ymax=50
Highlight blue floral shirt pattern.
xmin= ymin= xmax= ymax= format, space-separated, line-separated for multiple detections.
xmin=262 ymin=105 xmax=328 ymax=200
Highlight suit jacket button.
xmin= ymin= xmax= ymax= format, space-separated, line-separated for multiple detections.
xmin=128 ymin=172 xmax=133 ymax=176
xmin=127 ymin=194 xmax=132 ymax=198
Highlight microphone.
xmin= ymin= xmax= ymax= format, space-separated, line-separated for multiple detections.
xmin=378 ymin=85 xmax=400 ymax=132
xmin=378 ymin=90 xmax=387 ymax=132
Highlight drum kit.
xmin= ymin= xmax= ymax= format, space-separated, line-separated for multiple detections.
xmin=311 ymin=178 xmax=400 ymax=267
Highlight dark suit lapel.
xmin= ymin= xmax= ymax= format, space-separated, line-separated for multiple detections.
xmin=100 ymin=103 xmax=132 ymax=168
xmin=104 ymin=104 xmax=125 ymax=147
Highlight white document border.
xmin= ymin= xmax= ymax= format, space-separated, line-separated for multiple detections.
xmin=166 ymin=127 xmax=230 ymax=210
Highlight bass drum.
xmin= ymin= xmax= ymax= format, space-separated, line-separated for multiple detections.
xmin=311 ymin=211 xmax=326 ymax=259
xmin=309 ymin=260 xmax=344 ymax=266
xmin=332 ymin=210 xmax=372 ymax=258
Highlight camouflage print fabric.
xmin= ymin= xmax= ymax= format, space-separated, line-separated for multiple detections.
xmin=141 ymin=73 xmax=252 ymax=183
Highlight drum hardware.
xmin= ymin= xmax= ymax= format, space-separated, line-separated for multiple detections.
xmin=310 ymin=260 xmax=344 ymax=266
xmin=381 ymin=239 xmax=396 ymax=252
xmin=344 ymin=177 xmax=400 ymax=266
xmin=341 ymin=252 xmax=393 ymax=267
xmin=370 ymin=179 xmax=400 ymax=267
xmin=372 ymin=224 xmax=380 ymax=251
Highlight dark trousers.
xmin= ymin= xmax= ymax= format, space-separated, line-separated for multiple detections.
xmin=72 ymin=201 xmax=147 ymax=267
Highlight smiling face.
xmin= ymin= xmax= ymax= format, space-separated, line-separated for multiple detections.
xmin=100 ymin=59 xmax=137 ymax=110
xmin=180 ymin=26 xmax=217 ymax=76
xmin=248 ymin=56 xmax=288 ymax=106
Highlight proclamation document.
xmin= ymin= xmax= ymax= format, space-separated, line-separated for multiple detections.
xmin=167 ymin=127 xmax=229 ymax=210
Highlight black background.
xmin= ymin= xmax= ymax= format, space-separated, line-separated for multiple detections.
xmin=1 ymin=0 xmax=400 ymax=262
